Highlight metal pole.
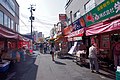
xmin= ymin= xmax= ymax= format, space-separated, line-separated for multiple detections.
xmin=30 ymin=5 xmax=33 ymax=39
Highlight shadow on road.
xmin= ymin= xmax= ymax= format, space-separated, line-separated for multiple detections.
xmin=74 ymin=61 xmax=115 ymax=79
xmin=53 ymin=60 xmax=66 ymax=65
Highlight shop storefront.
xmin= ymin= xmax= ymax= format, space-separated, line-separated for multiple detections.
xmin=85 ymin=19 xmax=120 ymax=69
xmin=81 ymin=0 xmax=120 ymax=69
xmin=64 ymin=15 xmax=86 ymax=51
xmin=0 ymin=26 xmax=18 ymax=51
xmin=18 ymin=35 xmax=32 ymax=49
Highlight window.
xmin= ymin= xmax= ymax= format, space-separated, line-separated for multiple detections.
xmin=0 ymin=11 xmax=3 ymax=25
xmin=74 ymin=10 xmax=81 ymax=20
xmin=67 ymin=18 xmax=71 ymax=24
xmin=4 ymin=14 xmax=8 ymax=27
xmin=8 ymin=17 xmax=10 ymax=28
xmin=67 ymin=18 xmax=70 ymax=25
xmin=0 ymin=0 xmax=15 ymax=16
xmin=100 ymin=35 xmax=110 ymax=49
xmin=11 ymin=20 xmax=14 ymax=29
xmin=84 ymin=0 xmax=96 ymax=13
xmin=16 ymin=23 xmax=19 ymax=32
xmin=17 ymin=25 xmax=20 ymax=32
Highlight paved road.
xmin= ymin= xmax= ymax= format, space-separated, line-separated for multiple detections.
xmin=5 ymin=51 xmax=115 ymax=80
xmin=5 ymin=52 xmax=39 ymax=80
xmin=36 ymin=51 xmax=115 ymax=80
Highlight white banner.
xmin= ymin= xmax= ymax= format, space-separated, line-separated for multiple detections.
xmin=68 ymin=42 xmax=77 ymax=54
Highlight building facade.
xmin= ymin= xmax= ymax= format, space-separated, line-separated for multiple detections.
xmin=65 ymin=0 xmax=120 ymax=69
xmin=0 ymin=0 xmax=19 ymax=32
xmin=65 ymin=0 xmax=104 ymax=25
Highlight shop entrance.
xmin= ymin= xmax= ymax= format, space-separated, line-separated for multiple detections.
xmin=110 ymin=33 xmax=120 ymax=69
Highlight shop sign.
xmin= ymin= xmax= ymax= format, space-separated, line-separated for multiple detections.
xmin=84 ymin=0 xmax=120 ymax=27
xmin=64 ymin=25 xmax=73 ymax=35
xmin=73 ymin=17 xmax=86 ymax=31
xmin=67 ymin=28 xmax=84 ymax=38
xmin=73 ymin=37 xmax=82 ymax=41
xmin=59 ymin=14 xmax=66 ymax=21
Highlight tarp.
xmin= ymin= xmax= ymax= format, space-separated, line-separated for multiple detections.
xmin=86 ymin=19 xmax=120 ymax=36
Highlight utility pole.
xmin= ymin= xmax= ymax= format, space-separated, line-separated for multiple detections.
xmin=28 ymin=5 xmax=35 ymax=39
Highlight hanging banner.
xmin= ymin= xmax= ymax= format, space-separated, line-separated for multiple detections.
xmin=68 ymin=42 xmax=77 ymax=54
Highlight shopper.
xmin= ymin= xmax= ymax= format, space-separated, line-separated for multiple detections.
xmin=88 ymin=43 xmax=99 ymax=73
xmin=22 ymin=47 xmax=26 ymax=61
xmin=113 ymin=38 xmax=120 ymax=69
xmin=50 ymin=43 xmax=55 ymax=61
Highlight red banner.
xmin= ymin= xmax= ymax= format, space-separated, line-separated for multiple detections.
xmin=66 ymin=28 xmax=84 ymax=38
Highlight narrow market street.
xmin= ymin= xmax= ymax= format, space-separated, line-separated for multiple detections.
xmin=0 ymin=0 xmax=120 ymax=80
xmin=5 ymin=50 xmax=115 ymax=80
xmin=36 ymin=51 xmax=115 ymax=80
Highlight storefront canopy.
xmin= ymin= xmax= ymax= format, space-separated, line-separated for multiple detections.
xmin=86 ymin=19 xmax=120 ymax=36
xmin=0 ymin=26 xmax=18 ymax=39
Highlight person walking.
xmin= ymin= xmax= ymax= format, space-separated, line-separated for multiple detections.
xmin=22 ymin=47 xmax=26 ymax=61
xmin=50 ymin=43 xmax=55 ymax=61
xmin=88 ymin=43 xmax=99 ymax=73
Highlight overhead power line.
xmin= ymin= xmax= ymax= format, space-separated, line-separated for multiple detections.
xmin=20 ymin=13 xmax=55 ymax=26
xmin=35 ymin=18 xmax=54 ymax=26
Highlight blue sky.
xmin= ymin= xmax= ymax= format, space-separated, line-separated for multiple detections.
xmin=16 ymin=0 xmax=67 ymax=37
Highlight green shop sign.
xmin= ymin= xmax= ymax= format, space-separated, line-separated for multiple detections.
xmin=84 ymin=0 xmax=120 ymax=27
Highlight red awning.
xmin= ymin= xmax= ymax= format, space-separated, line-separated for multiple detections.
xmin=66 ymin=28 xmax=84 ymax=38
xmin=0 ymin=27 xmax=18 ymax=39
xmin=86 ymin=19 xmax=120 ymax=36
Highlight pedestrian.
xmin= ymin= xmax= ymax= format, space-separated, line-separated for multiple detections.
xmin=19 ymin=47 xmax=26 ymax=61
xmin=11 ymin=48 xmax=17 ymax=63
xmin=88 ymin=43 xmax=99 ymax=73
xmin=23 ymin=47 xmax=26 ymax=61
xmin=50 ymin=43 xmax=55 ymax=61
xmin=112 ymin=38 xmax=120 ymax=69
xmin=16 ymin=49 xmax=20 ymax=62
xmin=44 ymin=43 xmax=47 ymax=53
